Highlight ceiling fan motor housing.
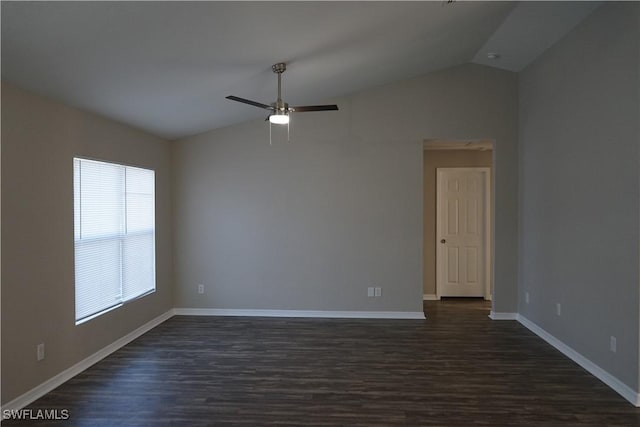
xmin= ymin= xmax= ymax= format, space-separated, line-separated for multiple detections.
xmin=272 ymin=101 xmax=288 ymax=112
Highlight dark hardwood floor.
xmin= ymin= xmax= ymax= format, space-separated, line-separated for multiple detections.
xmin=5 ymin=298 xmax=640 ymax=426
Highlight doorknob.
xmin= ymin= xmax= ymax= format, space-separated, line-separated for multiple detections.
xmin=440 ymin=239 xmax=446 ymax=244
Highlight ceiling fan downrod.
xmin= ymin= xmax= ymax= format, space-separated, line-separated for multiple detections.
xmin=272 ymin=62 xmax=287 ymax=112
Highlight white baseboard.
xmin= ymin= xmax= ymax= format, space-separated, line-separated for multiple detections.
xmin=174 ymin=308 xmax=425 ymax=319
xmin=488 ymin=311 xmax=518 ymax=320
xmin=422 ymin=294 xmax=439 ymax=300
xmin=1 ymin=309 xmax=174 ymax=412
xmin=518 ymin=314 xmax=640 ymax=407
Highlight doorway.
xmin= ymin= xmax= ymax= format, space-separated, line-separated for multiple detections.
xmin=436 ymin=168 xmax=491 ymax=299
xmin=422 ymin=140 xmax=494 ymax=302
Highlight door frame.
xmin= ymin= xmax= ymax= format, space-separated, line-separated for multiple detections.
xmin=436 ymin=167 xmax=492 ymax=300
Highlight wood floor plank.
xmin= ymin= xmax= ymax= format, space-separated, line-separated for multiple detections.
xmin=4 ymin=299 xmax=640 ymax=426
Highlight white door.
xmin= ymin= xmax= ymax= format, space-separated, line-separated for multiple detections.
xmin=436 ymin=168 xmax=490 ymax=298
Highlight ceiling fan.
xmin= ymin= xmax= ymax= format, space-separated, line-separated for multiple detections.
xmin=226 ymin=62 xmax=338 ymax=125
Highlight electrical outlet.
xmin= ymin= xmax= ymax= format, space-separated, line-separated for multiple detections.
xmin=37 ymin=343 xmax=45 ymax=361
xmin=556 ymin=303 xmax=561 ymax=316
xmin=367 ymin=287 xmax=375 ymax=297
xmin=610 ymin=336 xmax=617 ymax=353
xmin=198 ymin=284 xmax=205 ymax=294
xmin=525 ymin=292 xmax=530 ymax=304
xmin=374 ymin=287 xmax=382 ymax=297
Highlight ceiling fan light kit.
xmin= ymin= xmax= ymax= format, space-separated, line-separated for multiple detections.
xmin=269 ymin=110 xmax=289 ymax=125
xmin=226 ymin=62 xmax=338 ymax=141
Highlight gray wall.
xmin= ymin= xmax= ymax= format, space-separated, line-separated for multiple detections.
xmin=173 ymin=63 xmax=518 ymax=313
xmin=1 ymin=84 xmax=174 ymax=403
xmin=518 ymin=2 xmax=640 ymax=391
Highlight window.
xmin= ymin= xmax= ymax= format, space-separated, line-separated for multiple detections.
xmin=73 ymin=158 xmax=155 ymax=323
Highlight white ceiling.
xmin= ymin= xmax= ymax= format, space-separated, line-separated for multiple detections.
xmin=473 ymin=1 xmax=602 ymax=71
xmin=1 ymin=2 xmax=599 ymax=140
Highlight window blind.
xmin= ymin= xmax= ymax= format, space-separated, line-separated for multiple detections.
xmin=74 ymin=158 xmax=155 ymax=323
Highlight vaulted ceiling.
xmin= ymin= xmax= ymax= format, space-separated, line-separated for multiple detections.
xmin=1 ymin=1 xmax=600 ymax=139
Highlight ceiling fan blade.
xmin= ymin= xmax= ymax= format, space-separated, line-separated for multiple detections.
xmin=290 ymin=104 xmax=339 ymax=112
xmin=226 ymin=95 xmax=273 ymax=110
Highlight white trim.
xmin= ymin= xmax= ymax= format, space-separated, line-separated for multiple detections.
xmin=518 ymin=314 xmax=640 ymax=407
xmin=423 ymin=139 xmax=494 ymax=151
xmin=423 ymin=294 xmax=439 ymax=300
xmin=488 ymin=311 xmax=518 ymax=320
xmin=173 ymin=308 xmax=425 ymax=319
xmin=484 ymin=167 xmax=492 ymax=301
xmin=1 ymin=309 xmax=174 ymax=412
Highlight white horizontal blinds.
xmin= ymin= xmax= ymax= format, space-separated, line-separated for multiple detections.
xmin=74 ymin=159 xmax=124 ymax=321
xmin=73 ymin=158 xmax=155 ymax=323
xmin=75 ymin=239 xmax=122 ymax=320
xmin=122 ymin=166 xmax=155 ymax=301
